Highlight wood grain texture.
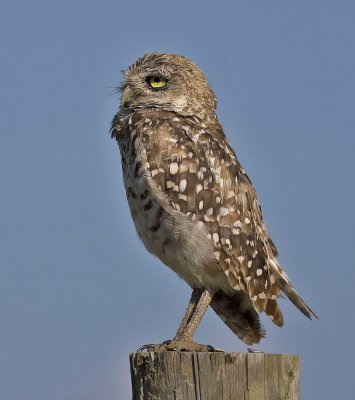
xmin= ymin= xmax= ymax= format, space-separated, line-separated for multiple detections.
xmin=130 ymin=352 xmax=300 ymax=400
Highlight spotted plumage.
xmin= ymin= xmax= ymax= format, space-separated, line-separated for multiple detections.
xmin=111 ymin=52 xmax=317 ymax=346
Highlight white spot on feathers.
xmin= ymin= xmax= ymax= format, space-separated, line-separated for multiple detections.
xmin=219 ymin=207 xmax=229 ymax=216
xmin=172 ymin=202 xmax=180 ymax=211
xmin=178 ymin=193 xmax=187 ymax=201
xmin=179 ymin=179 xmax=187 ymax=192
xmin=169 ymin=163 xmax=179 ymax=175
xmin=151 ymin=169 xmax=159 ymax=177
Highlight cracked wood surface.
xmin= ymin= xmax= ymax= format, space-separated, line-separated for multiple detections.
xmin=130 ymin=352 xmax=300 ymax=400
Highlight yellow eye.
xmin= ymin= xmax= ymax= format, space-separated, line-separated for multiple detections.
xmin=148 ymin=76 xmax=167 ymax=89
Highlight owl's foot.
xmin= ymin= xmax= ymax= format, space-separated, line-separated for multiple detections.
xmin=137 ymin=339 xmax=217 ymax=352
xmin=247 ymin=347 xmax=263 ymax=353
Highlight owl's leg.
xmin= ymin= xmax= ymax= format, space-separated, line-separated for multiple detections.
xmin=174 ymin=288 xmax=205 ymax=338
xmin=173 ymin=288 xmax=214 ymax=342
xmin=160 ymin=289 xmax=215 ymax=352
xmin=137 ymin=289 xmax=217 ymax=352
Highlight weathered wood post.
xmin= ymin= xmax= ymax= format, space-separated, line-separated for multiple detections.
xmin=130 ymin=352 xmax=300 ymax=400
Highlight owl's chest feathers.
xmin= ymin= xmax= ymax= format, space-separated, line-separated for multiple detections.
xmin=117 ymin=115 xmax=227 ymax=290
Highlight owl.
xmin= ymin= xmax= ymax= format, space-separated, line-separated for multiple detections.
xmin=111 ymin=52 xmax=317 ymax=351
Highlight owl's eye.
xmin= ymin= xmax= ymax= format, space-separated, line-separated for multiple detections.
xmin=147 ymin=76 xmax=167 ymax=90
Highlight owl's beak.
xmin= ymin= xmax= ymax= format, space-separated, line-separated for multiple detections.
xmin=121 ymin=85 xmax=133 ymax=108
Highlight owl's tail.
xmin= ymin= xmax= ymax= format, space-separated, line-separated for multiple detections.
xmin=210 ymin=291 xmax=265 ymax=345
xmin=269 ymin=260 xmax=319 ymax=320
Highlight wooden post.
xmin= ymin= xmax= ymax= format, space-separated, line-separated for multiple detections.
xmin=130 ymin=352 xmax=300 ymax=400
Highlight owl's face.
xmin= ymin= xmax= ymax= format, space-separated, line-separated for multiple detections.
xmin=119 ymin=52 xmax=217 ymax=119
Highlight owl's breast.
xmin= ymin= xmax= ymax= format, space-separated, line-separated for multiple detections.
xmin=121 ymin=148 xmax=223 ymax=290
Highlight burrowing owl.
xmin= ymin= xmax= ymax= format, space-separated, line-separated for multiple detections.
xmin=111 ymin=52 xmax=317 ymax=351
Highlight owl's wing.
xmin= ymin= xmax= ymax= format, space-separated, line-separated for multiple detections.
xmin=146 ymin=114 xmax=317 ymax=325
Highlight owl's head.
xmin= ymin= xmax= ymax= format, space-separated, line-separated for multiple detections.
xmin=119 ymin=52 xmax=217 ymax=119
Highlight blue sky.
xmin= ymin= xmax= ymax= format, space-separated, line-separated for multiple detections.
xmin=1 ymin=1 xmax=354 ymax=399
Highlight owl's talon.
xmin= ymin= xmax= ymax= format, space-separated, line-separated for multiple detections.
xmin=247 ymin=347 xmax=263 ymax=353
xmin=137 ymin=340 xmax=217 ymax=352
xmin=137 ymin=344 xmax=157 ymax=352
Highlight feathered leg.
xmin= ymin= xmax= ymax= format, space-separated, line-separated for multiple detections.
xmin=139 ymin=288 xmax=215 ymax=352
xmin=174 ymin=288 xmax=214 ymax=341
xmin=174 ymin=288 xmax=204 ymax=338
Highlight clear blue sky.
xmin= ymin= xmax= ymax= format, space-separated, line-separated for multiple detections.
xmin=1 ymin=1 xmax=354 ymax=399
